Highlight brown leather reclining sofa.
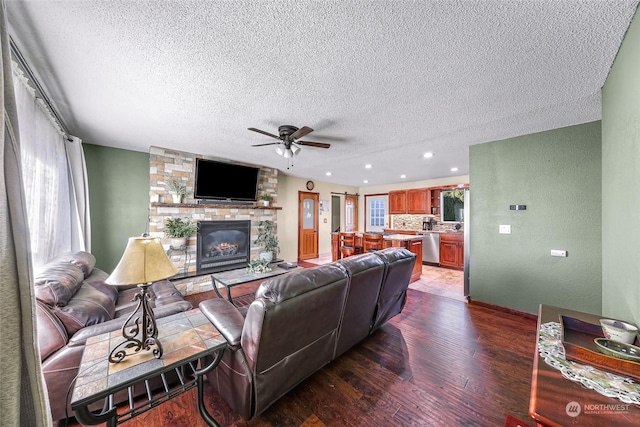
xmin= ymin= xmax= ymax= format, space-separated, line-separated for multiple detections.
xmin=200 ymin=247 xmax=416 ymax=420
xmin=34 ymin=251 xmax=192 ymax=423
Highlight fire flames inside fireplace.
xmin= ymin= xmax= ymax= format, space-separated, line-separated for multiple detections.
xmin=197 ymin=220 xmax=251 ymax=274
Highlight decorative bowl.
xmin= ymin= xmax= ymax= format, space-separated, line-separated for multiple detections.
xmin=594 ymin=338 xmax=640 ymax=362
xmin=600 ymin=319 xmax=638 ymax=344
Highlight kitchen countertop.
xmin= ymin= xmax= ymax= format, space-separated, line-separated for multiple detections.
xmin=383 ymin=234 xmax=423 ymax=241
xmin=331 ymin=230 xmax=463 ymax=236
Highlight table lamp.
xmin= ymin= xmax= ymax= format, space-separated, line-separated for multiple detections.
xmin=106 ymin=236 xmax=178 ymax=363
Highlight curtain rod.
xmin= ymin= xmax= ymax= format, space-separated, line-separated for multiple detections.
xmin=331 ymin=191 xmax=359 ymax=197
xmin=9 ymin=36 xmax=71 ymax=138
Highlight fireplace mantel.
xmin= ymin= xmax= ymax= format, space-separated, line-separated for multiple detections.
xmin=152 ymin=202 xmax=282 ymax=210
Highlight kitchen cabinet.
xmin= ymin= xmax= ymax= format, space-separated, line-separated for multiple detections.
xmin=388 ymin=190 xmax=407 ymax=214
xmin=439 ymin=233 xmax=463 ymax=270
xmin=428 ymin=187 xmax=441 ymax=215
xmin=407 ymin=188 xmax=428 ymax=214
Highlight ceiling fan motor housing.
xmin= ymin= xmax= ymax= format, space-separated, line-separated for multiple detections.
xmin=278 ymin=125 xmax=299 ymax=140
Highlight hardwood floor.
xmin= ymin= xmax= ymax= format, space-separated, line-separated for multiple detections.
xmin=66 ymin=289 xmax=538 ymax=426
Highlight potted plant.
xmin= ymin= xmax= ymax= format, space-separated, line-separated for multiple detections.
xmin=164 ymin=217 xmax=198 ymax=248
xmin=254 ymin=220 xmax=279 ymax=262
xmin=259 ymin=193 xmax=273 ymax=207
xmin=167 ymin=178 xmax=187 ymax=203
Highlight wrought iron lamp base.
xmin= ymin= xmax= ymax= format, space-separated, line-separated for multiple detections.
xmin=109 ymin=283 xmax=163 ymax=363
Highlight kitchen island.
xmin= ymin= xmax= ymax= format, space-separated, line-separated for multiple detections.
xmin=330 ymin=233 xmax=422 ymax=283
xmin=382 ymin=234 xmax=423 ymax=282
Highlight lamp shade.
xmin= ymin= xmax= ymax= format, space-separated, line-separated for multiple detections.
xmin=106 ymin=237 xmax=178 ymax=286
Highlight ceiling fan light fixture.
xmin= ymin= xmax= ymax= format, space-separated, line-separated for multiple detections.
xmin=291 ymin=144 xmax=301 ymax=156
xmin=275 ymin=146 xmax=284 ymax=156
xmin=284 ymin=148 xmax=294 ymax=158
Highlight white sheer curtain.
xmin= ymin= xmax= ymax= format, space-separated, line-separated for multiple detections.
xmin=12 ymin=64 xmax=91 ymax=268
xmin=1 ymin=0 xmax=50 ymax=424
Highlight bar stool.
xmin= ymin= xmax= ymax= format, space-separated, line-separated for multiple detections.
xmin=363 ymin=233 xmax=384 ymax=252
xmin=339 ymin=232 xmax=357 ymax=258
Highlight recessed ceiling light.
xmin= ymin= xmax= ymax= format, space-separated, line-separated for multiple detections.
xmin=451 ymin=167 xmax=459 ymax=172
xmin=365 ymin=164 xmax=372 ymax=169
xmin=400 ymin=174 xmax=406 ymax=179
xmin=423 ymin=152 xmax=434 ymax=158
xmin=363 ymin=180 xmax=369 ymax=184
xmin=326 ymin=172 xmax=332 ymax=176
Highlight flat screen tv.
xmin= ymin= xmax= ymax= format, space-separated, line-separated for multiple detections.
xmin=194 ymin=158 xmax=260 ymax=202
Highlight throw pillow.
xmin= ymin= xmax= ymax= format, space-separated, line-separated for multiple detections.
xmin=34 ymin=262 xmax=85 ymax=307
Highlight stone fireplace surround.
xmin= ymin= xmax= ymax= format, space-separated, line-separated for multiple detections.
xmin=148 ymin=146 xmax=279 ymax=295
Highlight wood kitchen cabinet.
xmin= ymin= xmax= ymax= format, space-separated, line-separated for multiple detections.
xmin=428 ymin=187 xmax=441 ymax=215
xmin=407 ymin=188 xmax=428 ymax=214
xmin=440 ymin=233 xmax=464 ymax=270
xmin=388 ymin=190 xmax=407 ymax=214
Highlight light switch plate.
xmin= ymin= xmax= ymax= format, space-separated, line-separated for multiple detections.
xmin=499 ymin=225 xmax=511 ymax=234
xmin=551 ymin=249 xmax=567 ymax=257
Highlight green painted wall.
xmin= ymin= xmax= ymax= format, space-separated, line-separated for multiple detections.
xmin=602 ymin=10 xmax=640 ymax=326
xmin=469 ymin=122 xmax=602 ymax=315
xmin=83 ymin=144 xmax=149 ymax=272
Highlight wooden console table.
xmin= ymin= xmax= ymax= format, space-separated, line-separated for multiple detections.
xmin=530 ymin=305 xmax=640 ymax=426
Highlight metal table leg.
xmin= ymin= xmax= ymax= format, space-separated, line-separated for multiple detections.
xmin=193 ymin=350 xmax=226 ymax=427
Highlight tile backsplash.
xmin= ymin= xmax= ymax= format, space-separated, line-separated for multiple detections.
xmin=390 ymin=214 xmax=462 ymax=233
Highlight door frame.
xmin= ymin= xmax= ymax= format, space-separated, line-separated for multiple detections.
xmin=364 ymin=193 xmax=389 ymax=232
xmin=297 ymin=191 xmax=319 ymax=260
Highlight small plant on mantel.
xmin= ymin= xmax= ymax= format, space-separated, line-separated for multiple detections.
xmin=167 ymin=178 xmax=187 ymax=203
xmin=164 ymin=217 xmax=198 ymax=248
xmin=259 ymin=193 xmax=274 ymax=206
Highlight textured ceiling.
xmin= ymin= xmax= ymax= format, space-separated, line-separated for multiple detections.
xmin=6 ymin=1 xmax=638 ymax=187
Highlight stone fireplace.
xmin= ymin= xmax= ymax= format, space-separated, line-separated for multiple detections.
xmin=197 ymin=220 xmax=251 ymax=274
xmin=147 ymin=146 xmax=279 ymax=295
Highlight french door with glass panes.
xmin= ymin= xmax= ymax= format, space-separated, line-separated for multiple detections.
xmin=365 ymin=194 xmax=388 ymax=232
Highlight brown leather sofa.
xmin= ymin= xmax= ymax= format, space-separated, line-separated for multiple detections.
xmin=34 ymin=251 xmax=192 ymax=423
xmin=199 ymin=247 xmax=416 ymax=420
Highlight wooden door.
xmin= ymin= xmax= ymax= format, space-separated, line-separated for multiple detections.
xmin=345 ymin=195 xmax=358 ymax=232
xmin=298 ymin=191 xmax=319 ymax=260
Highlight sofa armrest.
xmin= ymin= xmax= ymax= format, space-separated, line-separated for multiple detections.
xmin=68 ymin=316 xmax=131 ymax=346
xmin=199 ymin=299 xmax=244 ymax=349
xmin=68 ymin=301 xmax=192 ymax=346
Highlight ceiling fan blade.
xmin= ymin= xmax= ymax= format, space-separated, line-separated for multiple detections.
xmin=248 ymin=127 xmax=280 ymax=139
xmin=251 ymin=142 xmax=280 ymax=147
xmin=290 ymin=126 xmax=314 ymax=140
xmin=297 ymin=140 xmax=331 ymax=149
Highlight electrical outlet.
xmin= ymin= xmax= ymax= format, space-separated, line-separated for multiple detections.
xmin=499 ymin=225 xmax=511 ymax=234
xmin=550 ymin=249 xmax=567 ymax=257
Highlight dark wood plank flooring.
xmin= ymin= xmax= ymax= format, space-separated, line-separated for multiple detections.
xmin=67 ymin=288 xmax=538 ymax=426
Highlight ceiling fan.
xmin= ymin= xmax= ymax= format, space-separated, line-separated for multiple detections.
xmin=248 ymin=125 xmax=331 ymax=163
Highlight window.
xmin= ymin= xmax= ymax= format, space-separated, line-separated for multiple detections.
xmin=441 ymin=190 xmax=465 ymax=222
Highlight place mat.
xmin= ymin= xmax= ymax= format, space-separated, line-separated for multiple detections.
xmin=538 ymin=322 xmax=640 ymax=405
